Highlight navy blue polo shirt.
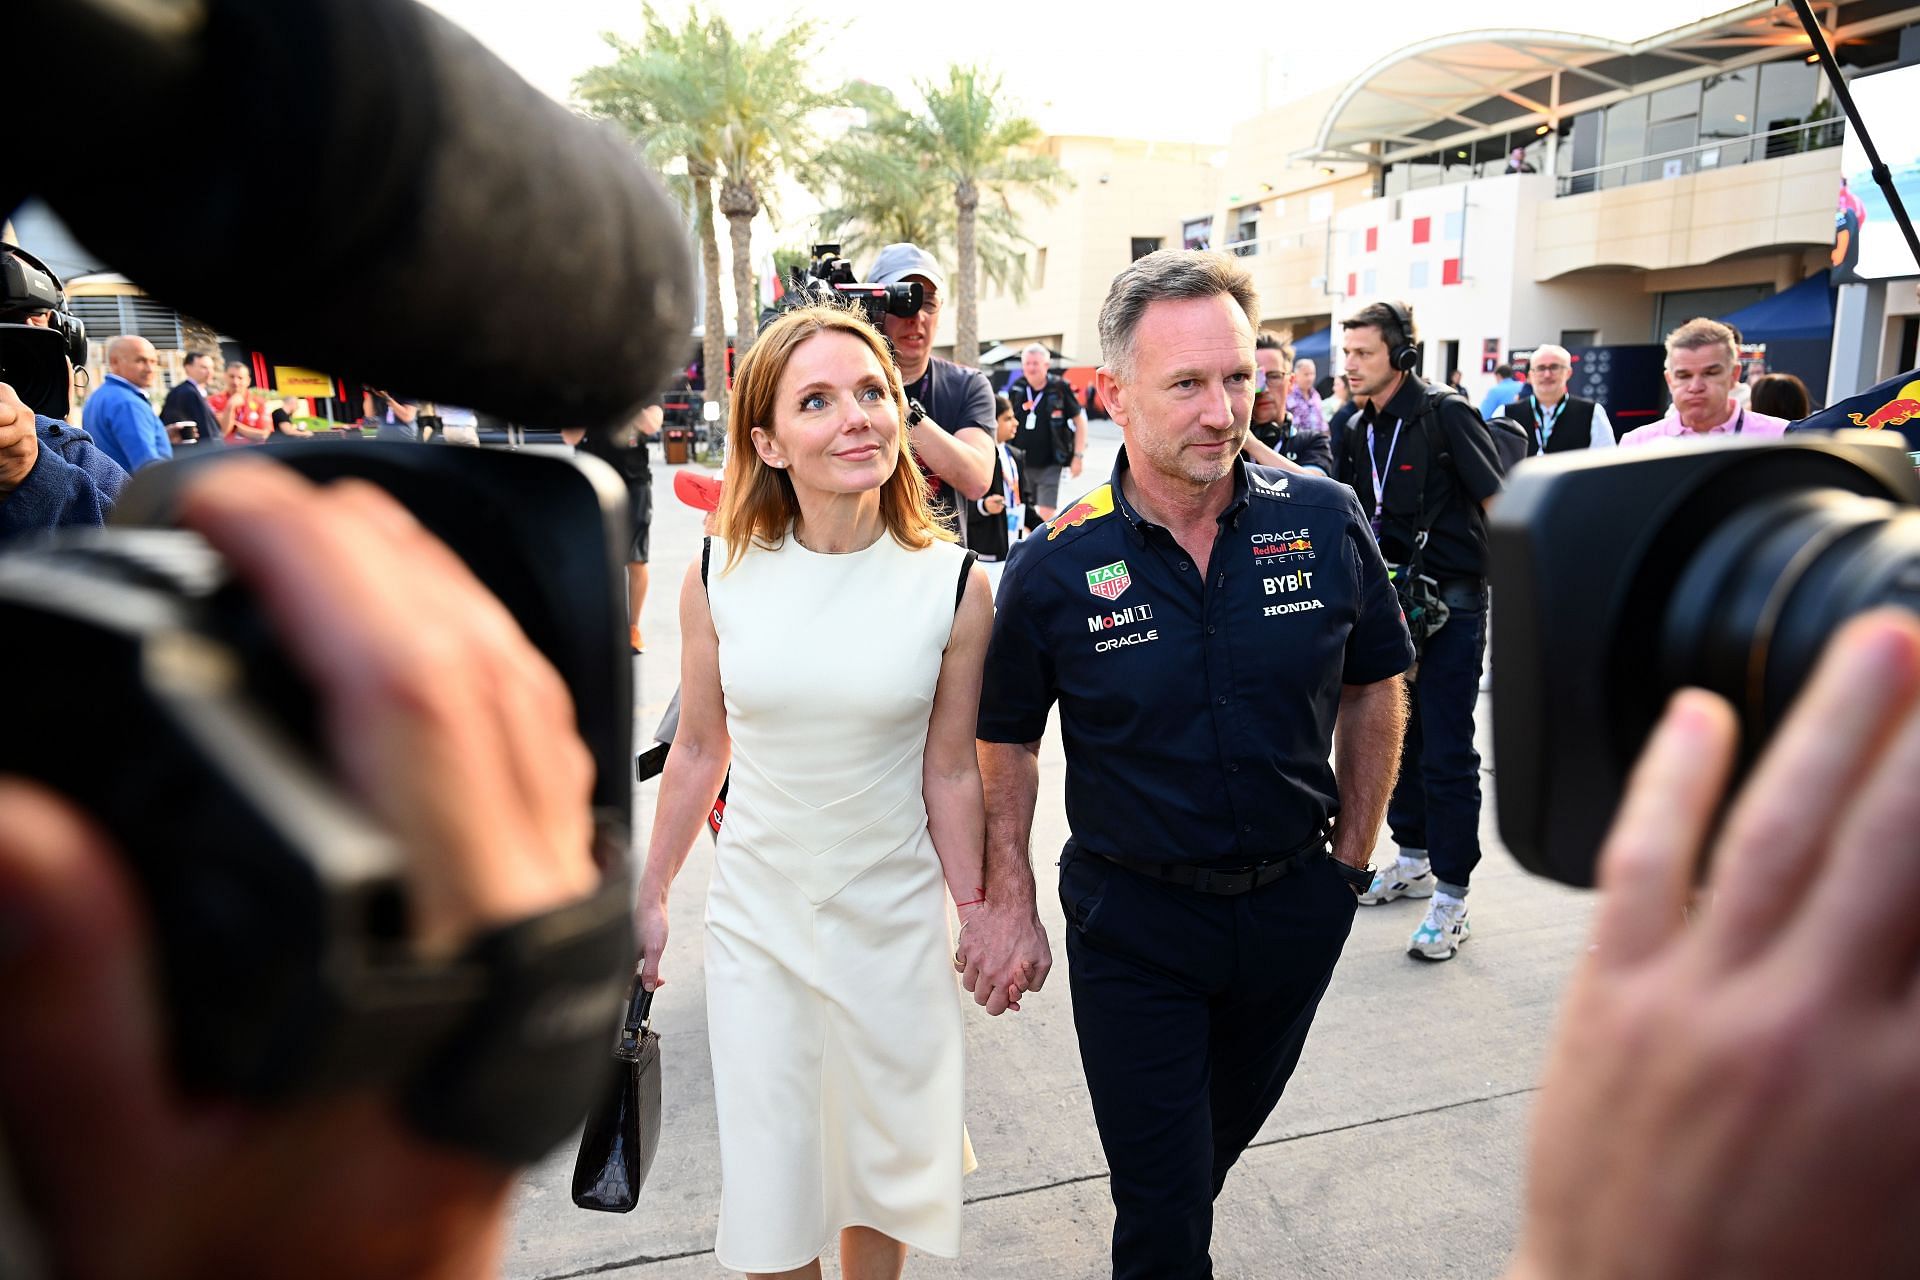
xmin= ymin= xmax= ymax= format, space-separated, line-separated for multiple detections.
xmin=977 ymin=449 xmax=1413 ymax=865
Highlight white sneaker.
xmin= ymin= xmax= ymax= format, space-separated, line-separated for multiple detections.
xmin=1409 ymin=895 xmax=1471 ymax=961
xmin=1358 ymin=858 xmax=1436 ymax=905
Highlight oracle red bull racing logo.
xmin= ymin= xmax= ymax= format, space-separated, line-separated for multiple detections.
xmin=1251 ymin=529 xmax=1315 ymax=562
xmin=1047 ymin=484 xmax=1116 ymax=540
xmin=1849 ymin=381 xmax=1920 ymax=430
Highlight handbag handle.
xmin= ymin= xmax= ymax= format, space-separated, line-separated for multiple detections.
xmin=615 ymin=975 xmax=653 ymax=1055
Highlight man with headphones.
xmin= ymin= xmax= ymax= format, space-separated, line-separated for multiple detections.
xmin=0 ymin=243 xmax=127 ymax=536
xmin=1336 ymin=301 xmax=1501 ymax=961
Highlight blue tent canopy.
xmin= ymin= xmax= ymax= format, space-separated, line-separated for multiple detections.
xmin=1718 ymin=270 xmax=1835 ymax=342
xmin=1292 ymin=327 xmax=1333 ymax=366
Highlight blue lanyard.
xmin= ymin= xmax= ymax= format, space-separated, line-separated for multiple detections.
xmin=1366 ymin=417 xmax=1403 ymax=532
xmin=1530 ymin=396 xmax=1564 ymax=448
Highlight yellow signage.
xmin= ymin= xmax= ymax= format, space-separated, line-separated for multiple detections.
xmin=273 ymin=366 xmax=335 ymax=397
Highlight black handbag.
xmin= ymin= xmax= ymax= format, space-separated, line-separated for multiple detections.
xmin=570 ymin=977 xmax=662 ymax=1212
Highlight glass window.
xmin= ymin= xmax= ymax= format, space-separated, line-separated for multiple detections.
xmin=1182 ymin=217 xmax=1212 ymax=251
xmin=1130 ymin=237 xmax=1161 ymax=261
xmin=1566 ymin=110 xmax=1602 ymax=193
xmin=1232 ymin=211 xmax=1258 ymax=256
xmin=1442 ymin=210 xmax=1464 ymax=242
xmin=1698 ymin=67 xmax=1757 ymax=168
xmin=1443 ymin=146 xmax=1475 ymax=184
xmin=1409 ymin=260 xmax=1430 ymax=289
xmin=1383 ymin=164 xmax=1410 ymax=196
xmin=1648 ymin=81 xmax=1701 ymax=123
xmin=1600 ymin=95 xmax=1648 ymax=189
xmin=1756 ymin=59 xmax=1819 ymax=157
xmin=1645 ymin=117 xmax=1698 ymax=181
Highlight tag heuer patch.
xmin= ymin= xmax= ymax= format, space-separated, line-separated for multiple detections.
xmin=1086 ymin=560 xmax=1131 ymax=601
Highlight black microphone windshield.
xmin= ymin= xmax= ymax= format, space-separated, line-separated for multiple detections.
xmin=18 ymin=0 xmax=695 ymax=430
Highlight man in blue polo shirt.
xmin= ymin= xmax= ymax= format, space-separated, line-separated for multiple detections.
xmin=84 ymin=336 xmax=183 ymax=473
xmin=963 ymin=249 xmax=1412 ymax=1279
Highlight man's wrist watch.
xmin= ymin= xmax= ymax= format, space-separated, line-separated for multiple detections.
xmin=906 ymin=399 xmax=928 ymax=428
xmin=1331 ymin=859 xmax=1375 ymax=894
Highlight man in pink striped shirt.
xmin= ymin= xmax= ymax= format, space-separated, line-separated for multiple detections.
xmin=1619 ymin=317 xmax=1791 ymax=446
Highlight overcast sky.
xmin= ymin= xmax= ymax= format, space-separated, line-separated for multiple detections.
xmin=421 ymin=0 xmax=1745 ymax=145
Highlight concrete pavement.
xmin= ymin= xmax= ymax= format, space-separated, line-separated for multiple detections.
xmin=505 ymin=421 xmax=1595 ymax=1279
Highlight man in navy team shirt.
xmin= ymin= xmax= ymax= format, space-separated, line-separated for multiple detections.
xmin=963 ymin=249 xmax=1411 ymax=1279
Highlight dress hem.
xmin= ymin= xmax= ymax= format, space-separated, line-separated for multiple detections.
xmin=714 ymin=1220 xmax=962 ymax=1273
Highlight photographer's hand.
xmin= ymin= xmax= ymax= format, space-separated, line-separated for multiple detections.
xmin=0 ymin=461 xmax=600 ymax=1279
xmin=1509 ymin=609 xmax=1920 ymax=1280
xmin=0 ymin=381 xmax=40 ymax=496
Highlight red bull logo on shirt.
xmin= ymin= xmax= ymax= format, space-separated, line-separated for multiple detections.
xmin=1849 ymin=387 xmax=1920 ymax=431
xmin=1047 ymin=484 xmax=1116 ymax=541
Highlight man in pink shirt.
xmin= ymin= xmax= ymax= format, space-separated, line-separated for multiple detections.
xmin=1619 ymin=317 xmax=1792 ymax=446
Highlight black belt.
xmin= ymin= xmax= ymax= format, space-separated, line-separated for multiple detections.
xmin=1085 ymin=828 xmax=1330 ymax=897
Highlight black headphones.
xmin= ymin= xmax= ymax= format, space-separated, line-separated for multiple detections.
xmin=1381 ymin=300 xmax=1420 ymax=373
xmin=0 ymin=243 xmax=89 ymax=366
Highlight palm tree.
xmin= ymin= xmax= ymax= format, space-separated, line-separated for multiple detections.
xmin=576 ymin=10 xmax=729 ymax=416
xmin=885 ymin=67 xmax=1067 ymax=367
xmin=708 ymin=20 xmax=838 ymax=349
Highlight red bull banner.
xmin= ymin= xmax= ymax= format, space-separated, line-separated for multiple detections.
xmin=1788 ymin=367 xmax=1920 ymax=464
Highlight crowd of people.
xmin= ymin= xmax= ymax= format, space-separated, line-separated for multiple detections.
xmin=8 ymin=221 xmax=1920 ymax=1280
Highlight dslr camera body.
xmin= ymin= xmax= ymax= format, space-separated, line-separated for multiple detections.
xmin=1491 ymin=433 xmax=1920 ymax=888
xmin=776 ymin=244 xmax=924 ymax=329
xmin=0 ymin=443 xmax=640 ymax=1163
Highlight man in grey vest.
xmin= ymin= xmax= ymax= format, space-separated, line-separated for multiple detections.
xmin=1502 ymin=343 xmax=1616 ymax=455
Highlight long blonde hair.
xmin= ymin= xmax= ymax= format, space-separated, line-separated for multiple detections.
xmin=715 ymin=304 xmax=949 ymax=572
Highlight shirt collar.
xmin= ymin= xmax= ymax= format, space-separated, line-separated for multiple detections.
xmin=1657 ymin=400 xmax=1741 ymax=435
xmin=103 ymin=373 xmax=145 ymax=394
xmin=1108 ymin=445 xmax=1251 ymax=545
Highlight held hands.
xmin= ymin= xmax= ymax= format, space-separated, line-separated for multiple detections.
xmin=0 ymin=380 xmax=41 ymax=493
xmin=954 ymin=897 xmax=1052 ymax=1016
xmin=1510 ymin=609 xmax=1920 ymax=1280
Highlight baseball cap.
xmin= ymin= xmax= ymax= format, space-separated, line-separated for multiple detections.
xmin=866 ymin=243 xmax=947 ymax=295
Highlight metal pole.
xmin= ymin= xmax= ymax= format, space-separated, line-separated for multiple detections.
xmin=1792 ymin=0 xmax=1920 ymax=274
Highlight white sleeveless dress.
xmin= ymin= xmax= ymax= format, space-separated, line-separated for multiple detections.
xmin=704 ymin=529 xmax=971 ymax=1272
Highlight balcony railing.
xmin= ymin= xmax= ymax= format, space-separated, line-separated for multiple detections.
xmin=1555 ymin=117 xmax=1842 ymax=197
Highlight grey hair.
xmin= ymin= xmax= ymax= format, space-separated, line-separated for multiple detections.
xmin=1664 ymin=317 xmax=1738 ymax=369
xmin=1020 ymin=342 xmax=1050 ymax=359
xmin=1098 ymin=249 xmax=1260 ymax=383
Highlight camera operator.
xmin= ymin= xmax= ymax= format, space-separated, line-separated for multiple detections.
xmin=865 ymin=243 xmax=996 ymax=535
xmin=1506 ymin=608 xmax=1920 ymax=1279
xmin=0 ymin=460 xmax=602 ymax=1279
xmin=0 ymin=253 xmax=128 ymax=535
xmin=1338 ymin=300 xmax=1502 ymax=961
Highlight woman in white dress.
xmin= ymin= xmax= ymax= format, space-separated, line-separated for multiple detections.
xmin=636 ymin=304 xmax=994 ymax=1280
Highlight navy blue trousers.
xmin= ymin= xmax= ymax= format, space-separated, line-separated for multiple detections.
xmin=1387 ymin=581 xmax=1488 ymax=892
xmin=1060 ymin=845 xmax=1358 ymax=1280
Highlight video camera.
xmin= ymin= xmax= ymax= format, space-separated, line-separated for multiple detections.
xmin=777 ymin=243 xmax=923 ymax=329
xmin=0 ymin=242 xmax=88 ymax=418
xmin=3 ymin=0 xmax=696 ymax=1165
xmin=1490 ymin=434 xmax=1920 ymax=889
